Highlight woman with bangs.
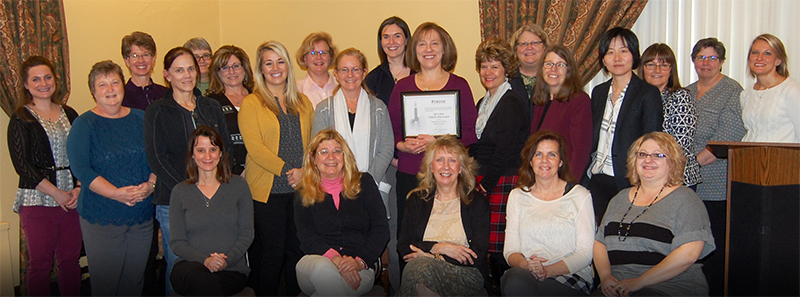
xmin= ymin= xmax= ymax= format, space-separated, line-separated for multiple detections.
xmin=296 ymin=32 xmax=339 ymax=108
xmin=508 ymin=24 xmax=551 ymax=123
xmin=638 ymin=43 xmax=699 ymax=190
xmin=593 ymin=132 xmax=714 ymax=296
xmin=239 ymin=41 xmax=314 ymax=296
xmin=294 ymin=129 xmax=389 ymax=296
xmin=388 ymin=22 xmax=479 ymax=237
xmin=207 ymin=45 xmax=255 ymax=175
xmin=530 ymin=45 xmax=592 ymax=182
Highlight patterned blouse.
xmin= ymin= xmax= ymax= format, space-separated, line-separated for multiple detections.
xmin=14 ymin=107 xmax=73 ymax=212
xmin=661 ymin=88 xmax=701 ymax=186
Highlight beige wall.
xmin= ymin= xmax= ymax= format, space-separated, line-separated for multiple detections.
xmin=0 ymin=0 xmax=482 ymax=286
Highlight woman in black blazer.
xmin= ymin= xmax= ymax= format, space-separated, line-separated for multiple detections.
xmin=583 ymin=27 xmax=663 ymax=222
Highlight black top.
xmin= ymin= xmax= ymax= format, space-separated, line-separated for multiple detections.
xmin=8 ymin=106 xmax=79 ymax=189
xmin=208 ymin=93 xmax=247 ymax=175
xmin=294 ymin=173 xmax=389 ymax=270
xmin=144 ymin=88 xmax=233 ymax=205
xmin=469 ymin=90 xmax=530 ymax=191
xmin=398 ymin=190 xmax=491 ymax=291
xmin=365 ymin=61 xmax=416 ymax=107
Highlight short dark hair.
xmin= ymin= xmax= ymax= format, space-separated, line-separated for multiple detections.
xmin=377 ymin=16 xmax=411 ymax=65
xmin=691 ymin=37 xmax=726 ymax=61
xmin=185 ymin=125 xmax=232 ymax=184
xmin=639 ymin=43 xmax=683 ymax=92
xmin=406 ymin=22 xmax=458 ymax=72
xmin=121 ymin=31 xmax=156 ymax=58
xmin=517 ymin=130 xmax=574 ymax=190
xmin=475 ymin=38 xmax=517 ymax=77
xmin=598 ymin=27 xmax=640 ymax=74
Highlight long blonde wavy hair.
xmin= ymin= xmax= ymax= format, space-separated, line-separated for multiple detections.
xmin=408 ymin=135 xmax=478 ymax=205
xmin=297 ymin=129 xmax=362 ymax=207
xmin=252 ymin=41 xmax=309 ymax=116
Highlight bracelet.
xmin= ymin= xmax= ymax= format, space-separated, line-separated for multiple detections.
xmin=148 ymin=181 xmax=156 ymax=188
xmin=358 ymin=259 xmax=368 ymax=270
xmin=74 ymin=185 xmax=81 ymax=188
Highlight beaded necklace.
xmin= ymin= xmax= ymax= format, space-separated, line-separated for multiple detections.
xmin=617 ymin=184 xmax=666 ymax=241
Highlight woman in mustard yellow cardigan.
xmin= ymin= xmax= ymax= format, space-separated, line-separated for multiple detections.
xmin=238 ymin=40 xmax=314 ymax=296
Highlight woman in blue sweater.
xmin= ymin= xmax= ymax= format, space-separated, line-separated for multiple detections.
xmin=67 ymin=60 xmax=156 ymax=296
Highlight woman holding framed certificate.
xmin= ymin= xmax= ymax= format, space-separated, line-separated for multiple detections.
xmin=388 ymin=22 xmax=479 ymax=236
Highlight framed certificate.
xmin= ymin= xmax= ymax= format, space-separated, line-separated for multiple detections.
xmin=401 ymin=90 xmax=461 ymax=138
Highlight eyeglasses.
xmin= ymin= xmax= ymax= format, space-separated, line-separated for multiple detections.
xmin=194 ymin=53 xmax=212 ymax=61
xmin=337 ymin=67 xmax=363 ymax=74
xmin=517 ymin=41 xmax=544 ymax=48
xmin=128 ymin=53 xmax=152 ymax=60
xmin=316 ymin=149 xmax=343 ymax=157
xmin=635 ymin=152 xmax=667 ymax=160
xmin=694 ymin=55 xmax=720 ymax=62
xmin=543 ymin=61 xmax=568 ymax=69
xmin=306 ymin=50 xmax=330 ymax=56
xmin=219 ymin=63 xmax=242 ymax=72
xmin=643 ymin=62 xmax=671 ymax=70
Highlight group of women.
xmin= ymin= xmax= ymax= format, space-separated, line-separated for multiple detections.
xmin=7 ymin=14 xmax=799 ymax=297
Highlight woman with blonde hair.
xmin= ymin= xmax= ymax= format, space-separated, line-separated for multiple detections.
xmin=296 ymin=32 xmax=339 ymax=107
xmin=294 ymin=129 xmax=389 ymax=296
xmin=509 ymin=23 xmax=551 ymax=123
xmin=239 ymin=40 xmax=314 ymax=296
xmin=397 ymin=136 xmax=489 ymax=296
xmin=740 ymin=33 xmax=800 ymax=143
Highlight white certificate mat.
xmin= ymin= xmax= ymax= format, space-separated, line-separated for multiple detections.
xmin=401 ymin=90 xmax=461 ymax=138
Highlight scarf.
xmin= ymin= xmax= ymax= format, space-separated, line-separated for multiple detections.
xmin=333 ymin=88 xmax=371 ymax=172
xmin=476 ymin=80 xmax=511 ymax=139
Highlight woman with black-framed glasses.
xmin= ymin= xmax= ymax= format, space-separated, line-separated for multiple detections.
xmin=593 ymin=132 xmax=714 ymax=297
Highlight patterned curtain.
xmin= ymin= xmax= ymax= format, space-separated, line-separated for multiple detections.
xmin=479 ymin=0 xmax=648 ymax=84
xmin=0 ymin=0 xmax=70 ymax=117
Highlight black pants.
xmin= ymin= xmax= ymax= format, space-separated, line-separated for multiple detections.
xmin=489 ymin=252 xmax=510 ymax=296
xmin=702 ymin=200 xmax=726 ymax=296
xmin=247 ymin=193 xmax=302 ymax=296
xmin=171 ymin=261 xmax=247 ymax=296
xmin=588 ymin=174 xmax=621 ymax=224
xmin=395 ymin=171 xmax=418 ymax=236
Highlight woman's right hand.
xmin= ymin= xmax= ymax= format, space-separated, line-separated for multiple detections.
xmin=51 ymin=189 xmax=75 ymax=212
xmin=397 ymin=135 xmax=433 ymax=155
xmin=332 ymin=256 xmax=362 ymax=290
xmin=430 ymin=242 xmax=478 ymax=265
xmin=599 ymin=275 xmax=622 ymax=297
xmin=113 ymin=185 xmax=146 ymax=206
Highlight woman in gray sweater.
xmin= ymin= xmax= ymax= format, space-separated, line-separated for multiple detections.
xmin=169 ymin=125 xmax=254 ymax=296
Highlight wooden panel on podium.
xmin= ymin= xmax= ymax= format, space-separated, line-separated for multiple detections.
xmin=707 ymin=141 xmax=800 ymax=296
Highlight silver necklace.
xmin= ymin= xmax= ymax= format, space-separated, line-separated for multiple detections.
xmin=617 ymin=184 xmax=666 ymax=241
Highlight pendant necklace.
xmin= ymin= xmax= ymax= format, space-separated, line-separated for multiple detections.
xmin=617 ymin=184 xmax=666 ymax=241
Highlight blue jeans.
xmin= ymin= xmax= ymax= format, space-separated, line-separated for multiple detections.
xmin=156 ymin=205 xmax=176 ymax=296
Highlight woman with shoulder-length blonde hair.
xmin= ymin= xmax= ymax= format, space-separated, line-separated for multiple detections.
xmin=397 ymin=136 xmax=490 ymax=296
xmin=238 ymin=40 xmax=314 ymax=296
xmin=740 ymin=33 xmax=800 ymax=143
xmin=296 ymin=32 xmax=339 ymax=108
xmin=294 ymin=129 xmax=389 ymax=296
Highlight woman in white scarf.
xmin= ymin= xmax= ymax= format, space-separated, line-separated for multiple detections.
xmin=468 ymin=39 xmax=531 ymax=293
xmin=312 ymin=48 xmax=395 ymax=211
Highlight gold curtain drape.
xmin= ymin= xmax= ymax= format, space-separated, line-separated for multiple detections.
xmin=479 ymin=0 xmax=649 ymax=84
xmin=0 ymin=0 xmax=70 ymax=117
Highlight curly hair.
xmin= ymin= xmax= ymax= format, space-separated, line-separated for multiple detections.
xmin=626 ymin=132 xmax=686 ymax=187
xmin=295 ymin=32 xmax=338 ymax=71
xmin=475 ymin=38 xmax=517 ymax=78
xmin=297 ymin=129 xmax=362 ymax=207
xmin=409 ymin=136 xmax=477 ymax=204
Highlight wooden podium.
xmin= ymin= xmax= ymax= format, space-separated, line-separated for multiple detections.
xmin=708 ymin=141 xmax=800 ymax=296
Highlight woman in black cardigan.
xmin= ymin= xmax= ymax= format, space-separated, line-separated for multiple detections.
xmin=294 ymin=129 xmax=389 ymax=296
xmin=397 ymin=136 xmax=490 ymax=296
xmin=7 ymin=56 xmax=82 ymax=296
xmin=583 ymin=27 xmax=663 ymax=222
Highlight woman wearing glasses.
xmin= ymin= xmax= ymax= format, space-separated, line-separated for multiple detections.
xmin=639 ymin=43 xmax=699 ymax=190
xmin=508 ymin=24 xmax=550 ymax=124
xmin=144 ymin=46 xmax=232 ymax=295
xmin=296 ymin=32 xmax=339 ymax=108
xmin=184 ymin=37 xmax=214 ymax=95
xmin=593 ymin=132 xmax=714 ymax=296
xmin=207 ymin=45 xmax=255 ymax=176
xmin=530 ymin=45 xmax=592 ymax=182
xmin=685 ymin=38 xmax=745 ymax=296
xmin=312 ymin=48 xmax=394 ymax=209
xmin=585 ymin=27 xmax=662 ymax=222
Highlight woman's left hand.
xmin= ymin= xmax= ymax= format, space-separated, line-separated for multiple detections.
xmin=431 ymin=242 xmax=478 ymax=265
xmin=287 ymin=168 xmax=302 ymax=188
xmin=204 ymin=253 xmax=228 ymax=273
xmin=66 ymin=187 xmax=80 ymax=209
xmin=613 ymin=278 xmax=643 ymax=297
xmin=403 ymin=244 xmax=434 ymax=262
